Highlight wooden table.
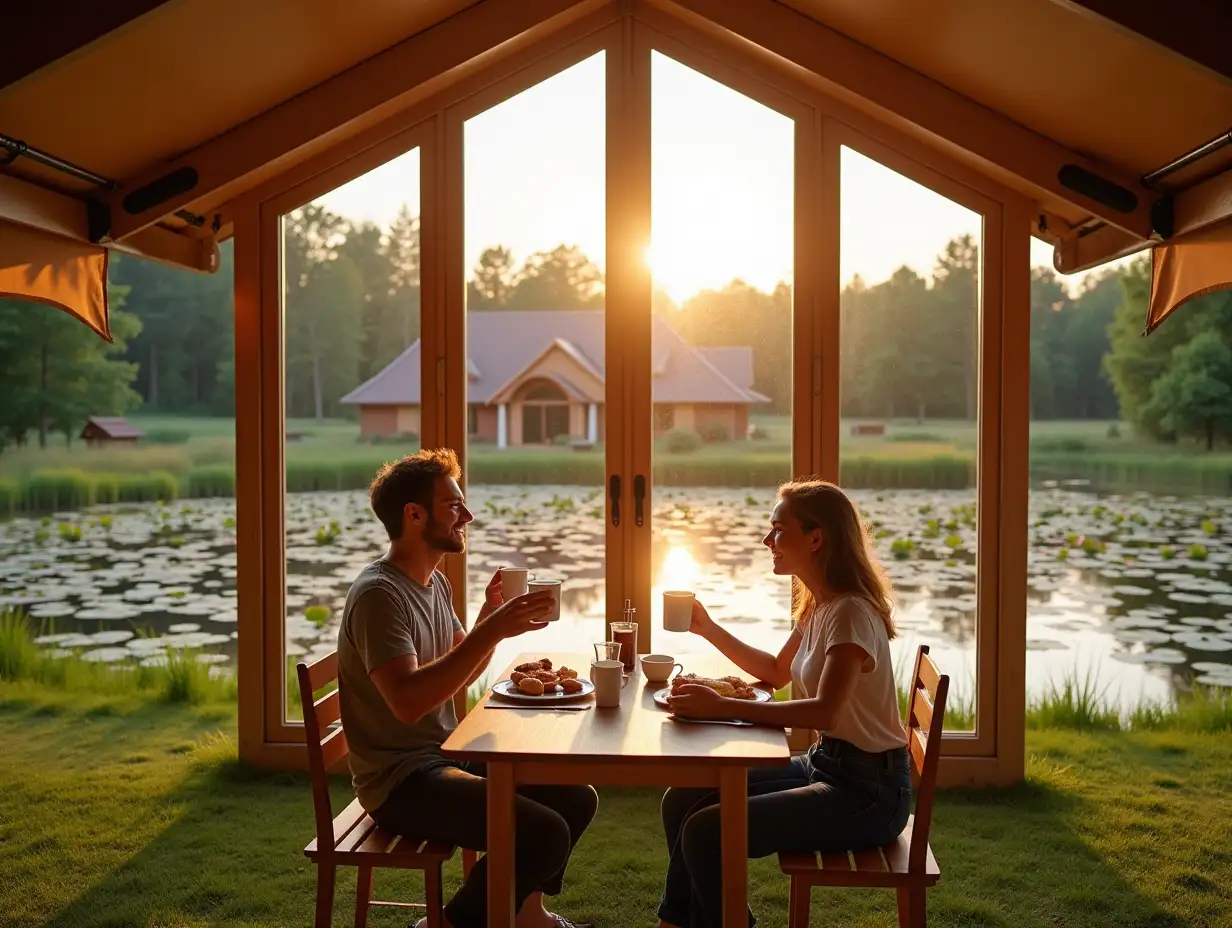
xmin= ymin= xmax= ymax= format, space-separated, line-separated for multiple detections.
xmin=442 ymin=653 xmax=791 ymax=928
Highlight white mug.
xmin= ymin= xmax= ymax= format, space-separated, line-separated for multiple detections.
xmin=500 ymin=568 xmax=529 ymax=598
xmin=590 ymin=660 xmax=624 ymax=707
xmin=662 ymin=591 xmax=695 ymax=633
xmin=640 ymin=654 xmax=684 ymax=684
xmin=528 ymin=578 xmax=562 ymax=621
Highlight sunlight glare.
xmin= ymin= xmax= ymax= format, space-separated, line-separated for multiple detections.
xmin=657 ymin=544 xmax=703 ymax=592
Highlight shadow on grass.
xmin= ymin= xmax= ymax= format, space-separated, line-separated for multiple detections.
xmin=33 ymin=752 xmax=1203 ymax=928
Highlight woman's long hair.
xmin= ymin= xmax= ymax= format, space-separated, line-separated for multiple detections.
xmin=779 ymin=479 xmax=896 ymax=639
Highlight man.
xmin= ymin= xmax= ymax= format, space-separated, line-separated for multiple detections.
xmin=338 ymin=448 xmax=597 ymax=928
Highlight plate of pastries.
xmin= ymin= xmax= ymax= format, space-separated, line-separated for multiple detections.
xmin=491 ymin=658 xmax=596 ymax=703
xmin=654 ymin=671 xmax=772 ymax=708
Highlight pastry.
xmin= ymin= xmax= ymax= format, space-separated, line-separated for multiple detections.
xmin=517 ymin=677 xmax=545 ymax=696
xmin=560 ymin=677 xmax=584 ymax=694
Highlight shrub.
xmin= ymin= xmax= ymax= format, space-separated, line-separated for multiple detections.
xmin=748 ymin=424 xmax=770 ymax=441
xmin=0 ymin=609 xmax=38 ymax=681
xmin=1031 ymin=436 xmax=1089 ymax=454
xmin=143 ymin=429 xmax=192 ymax=445
xmin=552 ymin=433 xmax=573 ymax=447
xmin=0 ymin=478 xmax=17 ymax=517
xmin=24 ymin=469 xmax=94 ymax=511
xmin=664 ymin=428 xmax=703 ymax=454
xmin=1106 ymin=422 xmax=1122 ymax=439
xmin=698 ymin=421 xmax=732 ymax=444
xmin=185 ymin=465 xmax=236 ymax=499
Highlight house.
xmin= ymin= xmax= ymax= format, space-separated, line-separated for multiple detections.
xmin=81 ymin=417 xmax=144 ymax=447
xmin=340 ymin=310 xmax=769 ymax=446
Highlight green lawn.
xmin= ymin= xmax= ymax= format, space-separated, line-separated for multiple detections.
xmin=8 ymin=415 xmax=1232 ymax=505
xmin=1 ymin=682 xmax=1229 ymax=928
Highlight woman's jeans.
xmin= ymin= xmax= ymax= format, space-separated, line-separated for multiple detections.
xmin=659 ymin=737 xmax=912 ymax=928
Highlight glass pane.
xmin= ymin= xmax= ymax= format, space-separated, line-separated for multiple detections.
xmin=463 ymin=53 xmax=607 ymax=688
xmin=839 ymin=145 xmax=981 ymax=730
xmin=281 ymin=148 xmax=422 ymax=720
xmin=649 ymin=52 xmax=795 ymax=667
xmin=0 ymin=252 xmax=235 ymax=684
xmin=1025 ymin=243 xmax=1222 ymax=715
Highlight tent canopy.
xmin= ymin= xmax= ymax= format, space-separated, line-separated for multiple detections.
xmin=3 ymin=0 xmax=1231 ymax=331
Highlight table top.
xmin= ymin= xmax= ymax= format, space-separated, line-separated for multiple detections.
xmin=442 ymin=652 xmax=791 ymax=767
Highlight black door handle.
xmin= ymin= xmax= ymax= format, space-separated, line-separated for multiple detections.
xmin=634 ymin=474 xmax=646 ymax=527
xmin=609 ymin=474 xmax=621 ymax=527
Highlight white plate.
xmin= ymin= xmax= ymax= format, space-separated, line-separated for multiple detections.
xmin=491 ymin=678 xmax=595 ymax=704
xmin=654 ymin=683 xmax=773 ymax=708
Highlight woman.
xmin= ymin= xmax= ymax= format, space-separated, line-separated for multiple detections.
xmin=658 ymin=479 xmax=911 ymax=928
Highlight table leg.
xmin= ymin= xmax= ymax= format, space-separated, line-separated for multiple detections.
xmin=719 ymin=766 xmax=748 ymax=928
xmin=487 ymin=761 xmax=517 ymax=928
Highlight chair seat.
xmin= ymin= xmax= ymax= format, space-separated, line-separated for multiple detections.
xmin=306 ymin=798 xmax=456 ymax=866
xmin=778 ymin=817 xmax=940 ymax=888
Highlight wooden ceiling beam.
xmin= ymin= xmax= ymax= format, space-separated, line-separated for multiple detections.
xmin=663 ymin=0 xmax=1159 ymax=240
xmin=1 ymin=1 xmax=176 ymax=91
xmin=1054 ymin=0 xmax=1232 ymax=86
xmin=101 ymin=0 xmax=592 ymax=244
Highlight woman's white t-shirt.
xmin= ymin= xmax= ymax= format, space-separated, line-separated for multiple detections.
xmin=789 ymin=594 xmax=907 ymax=754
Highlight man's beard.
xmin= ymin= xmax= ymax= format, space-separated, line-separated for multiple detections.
xmin=424 ymin=514 xmax=466 ymax=554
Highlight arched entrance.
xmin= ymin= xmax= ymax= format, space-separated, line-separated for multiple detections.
xmin=517 ymin=379 xmax=573 ymax=445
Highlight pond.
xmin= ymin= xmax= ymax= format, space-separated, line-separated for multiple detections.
xmin=2 ymin=484 xmax=1231 ymax=707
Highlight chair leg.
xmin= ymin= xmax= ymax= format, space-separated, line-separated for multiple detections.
xmin=425 ymin=862 xmax=445 ymax=928
xmin=314 ymin=863 xmax=336 ymax=928
xmin=788 ymin=878 xmax=811 ymax=928
xmin=896 ymin=885 xmax=926 ymax=928
xmin=354 ymin=865 xmax=373 ymax=928
xmin=462 ymin=848 xmax=477 ymax=879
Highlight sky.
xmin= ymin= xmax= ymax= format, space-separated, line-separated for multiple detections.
xmin=317 ymin=51 xmax=1129 ymax=304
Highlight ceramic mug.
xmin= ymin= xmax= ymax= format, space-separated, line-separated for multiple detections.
xmin=640 ymin=653 xmax=684 ymax=684
xmin=662 ymin=590 xmax=695 ymax=632
xmin=590 ymin=660 xmax=624 ymax=707
xmin=500 ymin=567 xmax=529 ymax=598
xmin=528 ymin=578 xmax=562 ymax=621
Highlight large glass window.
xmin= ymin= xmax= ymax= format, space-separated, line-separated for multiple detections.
xmin=648 ymin=51 xmax=795 ymax=661
xmin=280 ymin=148 xmax=422 ymax=719
xmin=838 ymin=145 xmax=982 ymax=729
xmin=462 ymin=53 xmax=607 ymax=680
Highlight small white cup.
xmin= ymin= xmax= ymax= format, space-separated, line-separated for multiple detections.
xmin=662 ymin=591 xmax=695 ymax=632
xmin=590 ymin=660 xmax=624 ymax=707
xmin=528 ymin=578 xmax=562 ymax=621
xmin=640 ymin=654 xmax=684 ymax=685
xmin=500 ymin=568 xmax=529 ymax=598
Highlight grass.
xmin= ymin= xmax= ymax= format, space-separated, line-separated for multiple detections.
xmin=10 ymin=416 xmax=1232 ymax=509
xmin=0 ymin=609 xmax=237 ymax=705
xmin=0 ymin=681 xmax=1230 ymax=928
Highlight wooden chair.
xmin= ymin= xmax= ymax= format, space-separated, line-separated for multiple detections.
xmin=297 ymin=651 xmax=477 ymax=928
xmin=779 ymin=644 xmax=949 ymax=928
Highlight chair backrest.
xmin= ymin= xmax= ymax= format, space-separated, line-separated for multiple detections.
xmin=297 ymin=651 xmax=347 ymax=852
xmin=904 ymin=644 xmax=949 ymax=874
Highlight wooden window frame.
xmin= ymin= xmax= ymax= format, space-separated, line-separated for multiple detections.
xmin=232 ymin=0 xmax=1028 ymax=784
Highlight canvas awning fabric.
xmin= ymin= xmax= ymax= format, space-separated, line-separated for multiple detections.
xmin=0 ymin=220 xmax=110 ymax=341
xmin=1146 ymin=220 xmax=1232 ymax=335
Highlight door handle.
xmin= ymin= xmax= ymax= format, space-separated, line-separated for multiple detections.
xmin=634 ymin=474 xmax=646 ymax=527
xmin=609 ymin=474 xmax=621 ymax=527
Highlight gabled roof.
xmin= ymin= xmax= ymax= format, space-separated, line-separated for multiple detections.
xmin=82 ymin=416 xmax=144 ymax=439
xmin=340 ymin=310 xmax=767 ymax=406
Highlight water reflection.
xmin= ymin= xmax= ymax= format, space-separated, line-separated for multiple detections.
xmin=2 ymin=485 xmax=1232 ymax=705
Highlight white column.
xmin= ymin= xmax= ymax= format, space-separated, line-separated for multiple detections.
xmin=497 ymin=404 xmax=508 ymax=449
xmin=587 ymin=403 xmax=598 ymax=444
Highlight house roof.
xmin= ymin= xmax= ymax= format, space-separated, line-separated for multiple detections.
xmin=82 ymin=416 xmax=144 ymax=439
xmin=340 ymin=310 xmax=767 ymax=406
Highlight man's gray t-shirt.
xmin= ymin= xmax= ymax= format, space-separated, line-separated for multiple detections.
xmin=337 ymin=560 xmax=463 ymax=812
